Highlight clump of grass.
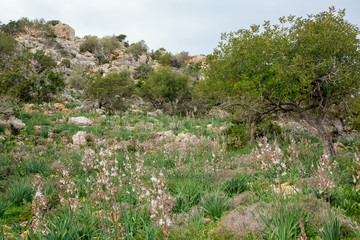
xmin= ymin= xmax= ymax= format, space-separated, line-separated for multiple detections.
xmin=200 ymin=190 xmax=229 ymax=221
xmin=223 ymin=174 xmax=249 ymax=196
xmin=259 ymin=202 xmax=308 ymax=240
xmin=319 ymin=210 xmax=340 ymax=240
xmin=7 ymin=180 xmax=34 ymax=206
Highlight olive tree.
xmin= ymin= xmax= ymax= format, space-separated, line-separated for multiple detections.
xmin=201 ymin=7 xmax=360 ymax=157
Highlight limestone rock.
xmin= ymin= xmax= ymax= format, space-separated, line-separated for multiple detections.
xmin=72 ymin=131 xmax=87 ymax=146
xmin=68 ymin=117 xmax=93 ymax=126
xmin=52 ymin=24 xmax=75 ymax=41
xmin=209 ymin=107 xmax=230 ymax=118
xmin=53 ymin=103 xmax=65 ymax=112
xmin=8 ymin=117 xmax=26 ymax=131
xmin=95 ymin=109 xmax=105 ymax=115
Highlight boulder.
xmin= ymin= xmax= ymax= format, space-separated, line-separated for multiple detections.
xmin=68 ymin=117 xmax=93 ymax=126
xmin=52 ymin=24 xmax=75 ymax=41
xmin=72 ymin=131 xmax=87 ymax=146
xmin=8 ymin=117 xmax=26 ymax=133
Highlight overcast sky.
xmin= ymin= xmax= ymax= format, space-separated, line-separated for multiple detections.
xmin=1 ymin=0 xmax=360 ymax=55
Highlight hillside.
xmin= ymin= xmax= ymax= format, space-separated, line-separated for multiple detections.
xmin=1 ymin=13 xmax=360 ymax=239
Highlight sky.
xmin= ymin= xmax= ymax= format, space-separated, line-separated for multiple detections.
xmin=1 ymin=0 xmax=360 ymax=55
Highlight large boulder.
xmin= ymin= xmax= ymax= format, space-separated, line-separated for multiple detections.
xmin=68 ymin=117 xmax=93 ymax=126
xmin=72 ymin=131 xmax=87 ymax=146
xmin=52 ymin=24 xmax=75 ymax=41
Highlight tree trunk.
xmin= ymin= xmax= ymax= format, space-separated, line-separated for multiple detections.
xmin=317 ymin=125 xmax=336 ymax=158
xmin=301 ymin=114 xmax=336 ymax=158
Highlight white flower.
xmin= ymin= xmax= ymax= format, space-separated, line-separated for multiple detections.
xmin=34 ymin=190 xmax=42 ymax=198
xmin=158 ymin=218 xmax=164 ymax=226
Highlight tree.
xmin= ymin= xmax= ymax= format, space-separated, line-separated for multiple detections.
xmin=142 ymin=66 xmax=191 ymax=113
xmin=200 ymin=7 xmax=360 ymax=157
xmin=86 ymin=71 xmax=134 ymax=110
xmin=126 ymin=40 xmax=148 ymax=60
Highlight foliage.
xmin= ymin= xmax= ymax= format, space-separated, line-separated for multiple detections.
xmin=80 ymin=35 xmax=120 ymax=64
xmin=86 ymin=71 xmax=135 ymax=110
xmin=0 ymin=32 xmax=17 ymax=56
xmin=199 ymin=7 xmax=360 ymax=157
xmin=222 ymin=174 xmax=249 ymax=196
xmin=66 ymin=64 xmax=94 ymax=90
xmin=200 ymin=191 xmax=229 ymax=220
xmin=319 ymin=211 xmax=340 ymax=240
xmin=141 ymin=66 xmax=191 ymax=113
xmin=259 ymin=202 xmax=307 ymax=240
xmin=126 ymin=40 xmax=148 ymax=60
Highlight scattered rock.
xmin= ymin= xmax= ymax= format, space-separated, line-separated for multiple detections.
xmin=68 ymin=116 xmax=93 ymax=126
xmin=53 ymin=103 xmax=65 ymax=112
xmin=207 ymin=124 xmax=213 ymax=130
xmin=95 ymin=109 xmax=105 ymax=115
xmin=72 ymin=131 xmax=87 ymax=146
xmin=0 ymin=136 xmax=5 ymax=141
xmin=23 ymin=103 xmax=35 ymax=113
xmin=147 ymin=112 xmax=157 ymax=117
xmin=209 ymin=107 xmax=230 ymax=118
xmin=8 ymin=117 xmax=26 ymax=134
xmin=155 ymin=109 xmax=163 ymax=115
xmin=272 ymin=182 xmax=299 ymax=195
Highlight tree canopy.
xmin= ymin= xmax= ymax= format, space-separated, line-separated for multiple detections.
xmin=199 ymin=7 xmax=360 ymax=157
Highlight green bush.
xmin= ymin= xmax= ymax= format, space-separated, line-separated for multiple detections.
xmin=141 ymin=66 xmax=191 ymax=113
xmin=126 ymin=40 xmax=148 ymax=60
xmin=86 ymin=71 xmax=135 ymax=111
xmin=79 ymin=35 xmax=99 ymax=54
xmin=66 ymin=64 xmax=94 ymax=90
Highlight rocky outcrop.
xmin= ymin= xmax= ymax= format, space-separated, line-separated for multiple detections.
xmin=52 ymin=23 xmax=75 ymax=41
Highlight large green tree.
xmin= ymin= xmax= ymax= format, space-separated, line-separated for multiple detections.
xmin=200 ymin=7 xmax=360 ymax=157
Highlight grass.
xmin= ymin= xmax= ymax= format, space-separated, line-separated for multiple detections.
xmin=1 ymin=106 xmax=360 ymax=239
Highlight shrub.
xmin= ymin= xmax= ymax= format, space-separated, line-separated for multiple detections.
xmin=66 ymin=64 xmax=94 ymax=90
xmin=126 ymin=40 xmax=148 ymax=60
xmin=141 ymin=66 xmax=191 ymax=113
xmin=79 ymin=35 xmax=99 ymax=54
xmin=86 ymin=71 xmax=135 ymax=111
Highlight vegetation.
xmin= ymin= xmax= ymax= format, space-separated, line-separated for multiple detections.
xmin=141 ymin=66 xmax=191 ymax=113
xmin=86 ymin=71 xmax=135 ymax=110
xmin=198 ymin=7 xmax=360 ymax=157
xmin=0 ymin=7 xmax=360 ymax=240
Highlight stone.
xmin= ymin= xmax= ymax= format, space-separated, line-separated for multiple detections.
xmin=8 ymin=117 xmax=26 ymax=132
xmin=23 ymin=104 xmax=35 ymax=113
xmin=0 ymin=136 xmax=5 ymax=141
xmin=52 ymin=23 xmax=75 ymax=41
xmin=68 ymin=117 xmax=93 ymax=126
xmin=209 ymin=107 xmax=230 ymax=118
xmin=53 ymin=103 xmax=65 ymax=111
xmin=95 ymin=109 xmax=105 ymax=115
xmin=72 ymin=131 xmax=87 ymax=146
